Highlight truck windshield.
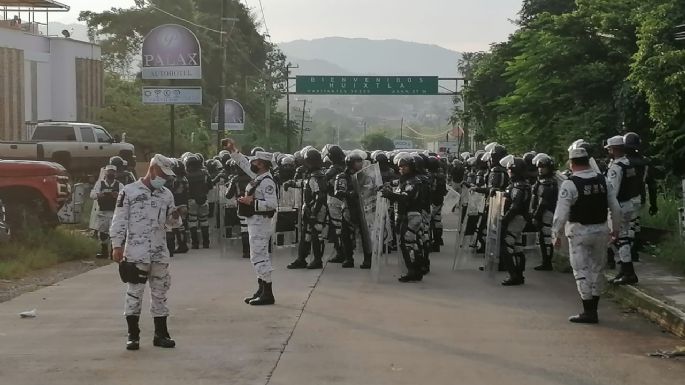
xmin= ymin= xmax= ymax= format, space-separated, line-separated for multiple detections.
xmin=32 ymin=126 xmax=76 ymax=141
xmin=93 ymin=127 xmax=111 ymax=143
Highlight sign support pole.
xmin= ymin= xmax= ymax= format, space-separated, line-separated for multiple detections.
xmin=170 ymin=104 xmax=175 ymax=156
xmin=217 ymin=0 xmax=228 ymax=153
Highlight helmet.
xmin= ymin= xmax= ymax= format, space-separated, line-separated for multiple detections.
xmin=623 ymin=132 xmax=641 ymax=150
xmin=374 ymin=151 xmax=389 ymax=165
xmin=303 ymin=148 xmax=323 ymax=169
xmin=218 ymin=150 xmax=231 ymax=165
xmin=109 ymin=156 xmax=124 ymax=168
xmin=523 ymin=151 xmax=537 ymax=167
xmin=194 ymin=153 xmax=205 ymax=165
xmin=506 ymin=157 xmax=526 ymax=179
xmin=484 ymin=142 xmax=498 ymax=153
xmin=250 ymin=147 xmax=265 ymax=156
xmin=184 ymin=154 xmax=202 ymax=170
xmin=173 ymin=159 xmax=186 ymax=176
xmin=426 ymin=156 xmax=440 ymax=172
xmin=323 ymin=144 xmax=345 ymax=165
xmin=460 ymin=152 xmax=471 ymax=162
xmin=280 ymin=155 xmax=295 ymax=166
xmin=345 ymin=150 xmax=364 ymax=168
xmin=411 ymin=152 xmax=425 ymax=172
xmin=533 ymin=153 xmax=555 ymax=169
xmin=224 ymin=159 xmax=236 ymax=172
xmin=489 ymin=144 xmax=508 ymax=165
xmin=395 ymin=152 xmax=414 ymax=169
xmin=206 ymin=159 xmax=221 ymax=174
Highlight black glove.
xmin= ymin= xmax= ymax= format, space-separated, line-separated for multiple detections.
xmin=649 ymin=205 xmax=658 ymax=216
xmin=118 ymin=261 xmax=149 ymax=284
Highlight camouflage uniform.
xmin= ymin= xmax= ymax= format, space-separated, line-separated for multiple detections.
xmin=110 ymin=180 xmax=181 ymax=317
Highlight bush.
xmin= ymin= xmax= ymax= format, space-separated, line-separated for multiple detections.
xmin=0 ymin=227 xmax=100 ymax=279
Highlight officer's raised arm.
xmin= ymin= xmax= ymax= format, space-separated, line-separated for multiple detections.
xmin=110 ymin=189 xmax=129 ymax=253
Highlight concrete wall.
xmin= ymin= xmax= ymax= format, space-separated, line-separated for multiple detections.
xmin=0 ymin=27 xmax=102 ymax=140
xmin=0 ymin=47 xmax=25 ymax=140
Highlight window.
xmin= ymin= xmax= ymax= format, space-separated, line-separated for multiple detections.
xmin=93 ymin=127 xmax=111 ymax=143
xmin=32 ymin=126 xmax=76 ymax=141
xmin=80 ymin=127 xmax=95 ymax=142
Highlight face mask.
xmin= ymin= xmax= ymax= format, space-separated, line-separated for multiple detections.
xmin=250 ymin=164 xmax=260 ymax=173
xmin=151 ymin=176 xmax=167 ymax=189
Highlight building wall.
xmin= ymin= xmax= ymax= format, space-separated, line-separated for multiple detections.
xmin=0 ymin=27 xmax=102 ymax=140
xmin=0 ymin=47 xmax=25 ymax=140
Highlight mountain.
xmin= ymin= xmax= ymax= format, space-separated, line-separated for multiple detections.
xmin=279 ymin=37 xmax=461 ymax=77
xmin=287 ymin=58 xmax=352 ymax=76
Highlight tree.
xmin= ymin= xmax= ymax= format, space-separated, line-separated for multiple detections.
xmin=361 ymin=133 xmax=395 ymax=151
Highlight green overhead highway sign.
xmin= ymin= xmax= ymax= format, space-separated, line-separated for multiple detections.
xmin=295 ymin=76 xmax=439 ymax=95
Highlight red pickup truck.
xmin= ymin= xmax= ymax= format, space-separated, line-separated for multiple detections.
xmin=0 ymin=159 xmax=71 ymax=234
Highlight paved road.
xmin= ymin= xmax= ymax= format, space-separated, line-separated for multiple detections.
xmin=1 ymin=229 xmax=684 ymax=385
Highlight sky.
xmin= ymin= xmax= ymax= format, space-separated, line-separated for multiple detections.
xmin=50 ymin=0 xmax=523 ymax=52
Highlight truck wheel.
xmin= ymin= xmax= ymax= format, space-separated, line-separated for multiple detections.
xmin=5 ymin=202 xmax=43 ymax=238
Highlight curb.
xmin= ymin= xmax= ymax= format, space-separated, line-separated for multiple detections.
xmin=604 ymin=274 xmax=685 ymax=339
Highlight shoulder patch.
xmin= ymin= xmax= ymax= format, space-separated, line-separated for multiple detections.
xmin=265 ymin=185 xmax=275 ymax=194
xmin=117 ymin=191 xmax=126 ymax=207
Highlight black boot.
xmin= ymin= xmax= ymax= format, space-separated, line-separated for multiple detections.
xmin=612 ymin=262 xmax=638 ymax=285
xmin=632 ymin=238 xmax=641 ymax=262
xmin=308 ymin=239 xmax=324 ymax=269
xmin=329 ymin=243 xmax=345 ymax=263
xmin=360 ymin=253 xmax=372 ymax=269
xmin=307 ymin=256 xmax=323 ymax=269
xmin=190 ymin=229 xmax=199 ymax=249
xmin=569 ymin=299 xmax=598 ymax=324
xmin=174 ymin=229 xmax=188 ymax=253
xmin=96 ymin=243 xmax=109 ymax=259
xmin=607 ymin=248 xmax=616 ymax=270
xmin=152 ymin=316 xmax=176 ymax=348
xmin=126 ymin=315 xmax=140 ymax=351
xmin=436 ymin=228 xmax=444 ymax=246
xmin=250 ymin=281 xmax=275 ymax=305
xmin=534 ymin=244 xmax=553 ymax=271
xmin=241 ymin=233 xmax=250 ymax=258
xmin=201 ymin=226 xmax=210 ymax=248
xmin=342 ymin=258 xmax=355 ymax=268
xmin=244 ymin=279 xmax=263 ymax=304
xmin=502 ymin=253 xmax=524 ymax=286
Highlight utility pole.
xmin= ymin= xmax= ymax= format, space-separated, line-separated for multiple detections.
xmin=218 ymin=2 xmax=238 ymax=152
xmin=400 ymin=116 xmax=404 ymax=139
xmin=299 ymin=99 xmax=308 ymax=147
xmin=284 ymin=63 xmax=299 ymax=153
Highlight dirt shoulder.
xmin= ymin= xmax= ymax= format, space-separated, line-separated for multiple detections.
xmin=0 ymin=258 xmax=111 ymax=303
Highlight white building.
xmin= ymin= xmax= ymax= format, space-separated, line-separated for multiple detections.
xmin=0 ymin=0 xmax=103 ymax=140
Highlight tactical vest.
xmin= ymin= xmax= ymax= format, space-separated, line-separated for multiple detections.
xmin=504 ymin=181 xmax=531 ymax=216
xmin=238 ymin=175 xmax=276 ymax=218
xmin=97 ymin=181 xmax=120 ymax=211
xmin=187 ymin=170 xmax=210 ymax=204
xmin=569 ymin=175 xmax=608 ymax=225
xmin=617 ymin=158 xmax=644 ymax=202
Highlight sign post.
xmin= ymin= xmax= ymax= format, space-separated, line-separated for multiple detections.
xmin=141 ymin=24 xmax=202 ymax=156
xmin=211 ymin=99 xmax=246 ymax=131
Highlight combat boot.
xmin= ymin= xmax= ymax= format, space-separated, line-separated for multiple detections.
xmin=250 ymin=282 xmax=275 ymax=306
xmin=360 ymin=253 xmax=372 ymax=269
xmin=307 ymin=256 xmax=323 ymax=269
xmin=534 ymin=245 xmax=553 ymax=271
xmin=152 ymin=316 xmax=176 ymax=348
xmin=568 ymin=299 xmax=598 ymax=324
xmin=241 ymin=233 xmax=250 ymax=258
xmin=190 ymin=229 xmax=199 ymax=249
xmin=96 ymin=243 xmax=109 ymax=259
xmin=607 ymin=248 xmax=616 ymax=270
xmin=244 ymin=279 xmax=263 ymax=304
xmin=502 ymin=253 xmax=524 ymax=286
xmin=612 ymin=262 xmax=638 ymax=285
xmin=609 ymin=261 xmax=625 ymax=284
xmin=201 ymin=226 xmax=210 ymax=248
xmin=125 ymin=315 xmax=140 ymax=351
xmin=328 ymin=249 xmax=345 ymax=263
xmin=174 ymin=230 xmax=188 ymax=253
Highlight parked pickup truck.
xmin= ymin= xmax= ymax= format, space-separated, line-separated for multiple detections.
xmin=0 ymin=122 xmax=135 ymax=178
xmin=0 ymin=159 xmax=71 ymax=234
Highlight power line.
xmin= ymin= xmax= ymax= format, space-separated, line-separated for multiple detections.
xmin=148 ymin=4 xmax=225 ymax=35
xmin=257 ymin=0 xmax=271 ymax=42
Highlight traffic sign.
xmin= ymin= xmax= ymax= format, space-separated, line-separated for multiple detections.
xmin=296 ymin=76 xmax=439 ymax=96
xmin=394 ymin=140 xmax=414 ymax=149
xmin=142 ymin=86 xmax=202 ymax=105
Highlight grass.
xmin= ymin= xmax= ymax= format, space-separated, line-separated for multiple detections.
xmin=639 ymin=191 xmax=685 ymax=274
xmin=0 ymin=227 xmax=100 ymax=280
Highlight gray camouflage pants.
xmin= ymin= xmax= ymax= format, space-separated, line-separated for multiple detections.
xmin=188 ymin=199 xmax=209 ymax=229
xmin=569 ymin=231 xmax=608 ymax=299
xmin=124 ymin=262 xmax=170 ymax=317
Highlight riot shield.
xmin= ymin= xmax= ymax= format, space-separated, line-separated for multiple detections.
xmin=274 ymin=185 xmax=301 ymax=249
xmin=88 ymin=167 xmax=107 ymax=230
xmin=452 ymin=188 xmax=486 ymax=270
xmin=483 ymin=191 xmax=505 ymax=277
xmin=58 ymin=183 xmax=87 ymax=224
xmin=442 ymin=186 xmax=461 ymax=231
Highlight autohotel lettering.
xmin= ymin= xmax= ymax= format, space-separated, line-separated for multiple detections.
xmin=143 ymin=53 xmax=200 ymax=67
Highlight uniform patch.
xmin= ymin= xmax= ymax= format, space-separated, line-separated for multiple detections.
xmin=609 ymin=170 xmax=617 ymax=178
xmin=265 ymin=185 xmax=275 ymax=194
xmin=560 ymin=189 xmax=569 ymax=199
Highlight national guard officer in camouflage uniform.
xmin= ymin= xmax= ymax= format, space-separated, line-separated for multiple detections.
xmin=323 ymin=145 xmax=347 ymax=263
xmin=530 ymin=153 xmax=558 ymax=271
xmin=286 ymin=148 xmax=329 ymax=270
xmin=427 ymin=155 xmax=448 ymax=252
xmin=90 ymin=165 xmax=124 ymax=259
xmin=382 ymin=153 xmax=424 ymax=282
xmin=553 ymin=147 xmax=620 ymax=323
xmin=605 ymin=135 xmax=642 ymax=285
xmin=225 ymin=139 xmax=279 ymax=306
xmin=184 ymin=154 xmax=213 ymax=249
xmin=109 ymin=156 xmax=136 ymax=185
xmin=110 ymin=154 xmax=182 ymax=350
xmin=500 ymin=156 xmax=531 ymax=286
xmin=334 ymin=151 xmax=371 ymax=269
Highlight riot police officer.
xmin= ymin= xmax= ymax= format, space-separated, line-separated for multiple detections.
xmin=334 ymin=151 xmax=370 ymax=269
xmin=605 ymin=136 xmax=641 ymax=285
xmin=225 ymin=159 xmax=252 ymax=257
xmin=382 ymin=153 xmax=424 ymax=282
xmin=500 ymin=156 xmax=531 ymax=286
xmin=286 ymin=148 xmax=329 ymax=269
xmin=185 ymin=154 xmax=213 ymax=249
xmin=170 ymin=159 xmax=189 ymax=254
xmin=530 ymin=154 xmax=558 ymax=271
xmin=427 ymin=156 xmax=447 ymax=252
xmin=323 ymin=145 xmax=347 ymax=263
xmin=553 ymin=147 xmax=620 ymax=323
